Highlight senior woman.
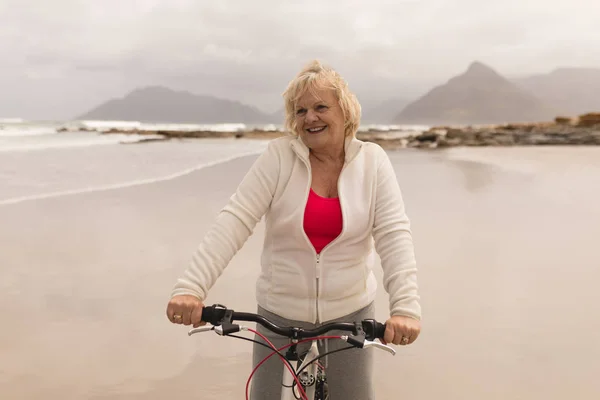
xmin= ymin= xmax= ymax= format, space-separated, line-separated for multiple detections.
xmin=166 ymin=60 xmax=421 ymax=399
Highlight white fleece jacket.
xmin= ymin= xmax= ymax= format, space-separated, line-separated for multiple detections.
xmin=171 ymin=135 xmax=421 ymax=323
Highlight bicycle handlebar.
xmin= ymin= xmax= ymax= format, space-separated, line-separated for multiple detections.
xmin=200 ymin=304 xmax=387 ymax=341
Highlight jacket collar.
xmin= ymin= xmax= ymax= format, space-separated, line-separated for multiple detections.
xmin=290 ymin=134 xmax=363 ymax=165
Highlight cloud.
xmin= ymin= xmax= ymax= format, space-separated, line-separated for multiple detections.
xmin=1 ymin=0 xmax=599 ymax=119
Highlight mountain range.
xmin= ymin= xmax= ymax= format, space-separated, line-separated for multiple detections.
xmin=77 ymin=86 xmax=279 ymax=124
xmin=513 ymin=67 xmax=600 ymax=116
xmin=77 ymin=63 xmax=600 ymax=126
xmin=393 ymin=62 xmax=558 ymax=125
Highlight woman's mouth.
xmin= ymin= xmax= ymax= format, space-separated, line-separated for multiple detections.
xmin=306 ymin=126 xmax=327 ymax=134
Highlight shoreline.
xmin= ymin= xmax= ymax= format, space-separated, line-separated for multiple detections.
xmin=57 ymin=112 xmax=600 ymax=149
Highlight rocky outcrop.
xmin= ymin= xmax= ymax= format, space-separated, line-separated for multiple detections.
xmin=577 ymin=113 xmax=600 ymax=127
xmin=392 ymin=113 xmax=600 ymax=149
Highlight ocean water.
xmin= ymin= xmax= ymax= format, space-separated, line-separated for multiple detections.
xmin=0 ymin=121 xmax=156 ymax=152
xmin=0 ymin=120 xmax=273 ymax=206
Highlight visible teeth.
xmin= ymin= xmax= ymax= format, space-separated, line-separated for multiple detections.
xmin=308 ymin=127 xmax=325 ymax=132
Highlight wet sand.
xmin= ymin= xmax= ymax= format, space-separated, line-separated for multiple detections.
xmin=1 ymin=146 xmax=600 ymax=399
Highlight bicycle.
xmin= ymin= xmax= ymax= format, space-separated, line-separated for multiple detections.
xmin=188 ymin=304 xmax=397 ymax=400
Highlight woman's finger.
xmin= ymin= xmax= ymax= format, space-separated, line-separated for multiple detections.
xmin=383 ymin=323 xmax=395 ymax=344
xmin=167 ymin=303 xmax=183 ymax=324
xmin=400 ymin=335 xmax=410 ymax=345
xmin=191 ymin=305 xmax=205 ymax=328
xmin=393 ymin=322 xmax=409 ymax=345
xmin=407 ymin=328 xmax=419 ymax=344
xmin=183 ymin=306 xmax=193 ymax=326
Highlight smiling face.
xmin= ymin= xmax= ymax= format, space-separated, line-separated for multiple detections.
xmin=294 ymin=86 xmax=346 ymax=153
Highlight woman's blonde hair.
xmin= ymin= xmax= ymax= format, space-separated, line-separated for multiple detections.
xmin=282 ymin=60 xmax=361 ymax=137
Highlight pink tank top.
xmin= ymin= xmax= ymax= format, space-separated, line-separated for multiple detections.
xmin=303 ymin=188 xmax=343 ymax=254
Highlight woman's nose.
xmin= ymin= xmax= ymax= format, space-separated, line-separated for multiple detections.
xmin=305 ymin=109 xmax=319 ymax=123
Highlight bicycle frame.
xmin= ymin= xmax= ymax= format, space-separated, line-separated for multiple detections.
xmin=281 ymin=340 xmax=321 ymax=400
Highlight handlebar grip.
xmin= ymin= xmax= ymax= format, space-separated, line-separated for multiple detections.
xmin=200 ymin=304 xmax=228 ymax=325
xmin=375 ymin=322 xmax=386 ymax=340
xmin=361 ymin=319 xmax=387 ymax=341
xmin=200 ymin=306 xmax=215 ymax=323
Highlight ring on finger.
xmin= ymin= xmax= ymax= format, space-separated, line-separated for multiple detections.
xmin=173 ymin=314 xmax=183 ymax=321
xmin=401 ymin=336 xmax=409 ymax=344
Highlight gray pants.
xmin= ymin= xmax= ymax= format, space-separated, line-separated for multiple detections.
xmin=250 ymin=302 xmax=376 ymax=399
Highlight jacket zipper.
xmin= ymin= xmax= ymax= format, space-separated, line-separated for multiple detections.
xmin=312 ymin=163 xmax=348 ymax=324
xmin=315 ymin=253 xmax=321 ymax=324
xmin=294 ymin=139 xmax=361 ymax=324
xmin=298 ymin=155 xmax=321 ymax=324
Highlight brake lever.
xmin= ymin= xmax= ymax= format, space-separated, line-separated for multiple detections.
xmin=341 ymin=335 xmax=396 ymax=356
xmin=363 ymin=340 xmax=396 ymax=356
xmin=188 ymin=326 xmax=214 ymax=336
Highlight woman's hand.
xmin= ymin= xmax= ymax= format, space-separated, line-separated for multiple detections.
xmin=382 ymin=315 xmax=421 ymax=345
xmin=166 ymin=295 xmax=206 ymax=328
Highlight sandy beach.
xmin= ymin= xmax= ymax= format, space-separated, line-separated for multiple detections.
xmin=1 ymin=142 xmax=600 ymax=399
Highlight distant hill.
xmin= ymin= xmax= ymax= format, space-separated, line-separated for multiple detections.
xmin=394 ymin=62 xmax=558 ymax=125
xmin=76 ymin=86 xmax=276 ymax=124
xmin=512 ymin=68 xmax=600 ymax=116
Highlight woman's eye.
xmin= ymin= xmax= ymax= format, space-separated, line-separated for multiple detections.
xmin=296 ymin=109 xmax=307 ymax=115
xmin=316 ymin=105 xmax=328 ymax=111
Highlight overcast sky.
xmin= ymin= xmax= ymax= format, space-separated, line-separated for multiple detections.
xmin=1 ymin=0 xmax=599 ymax=120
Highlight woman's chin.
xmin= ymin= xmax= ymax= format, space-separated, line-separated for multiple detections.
xmin=301 ymin=132 xmax=327 ymax=147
